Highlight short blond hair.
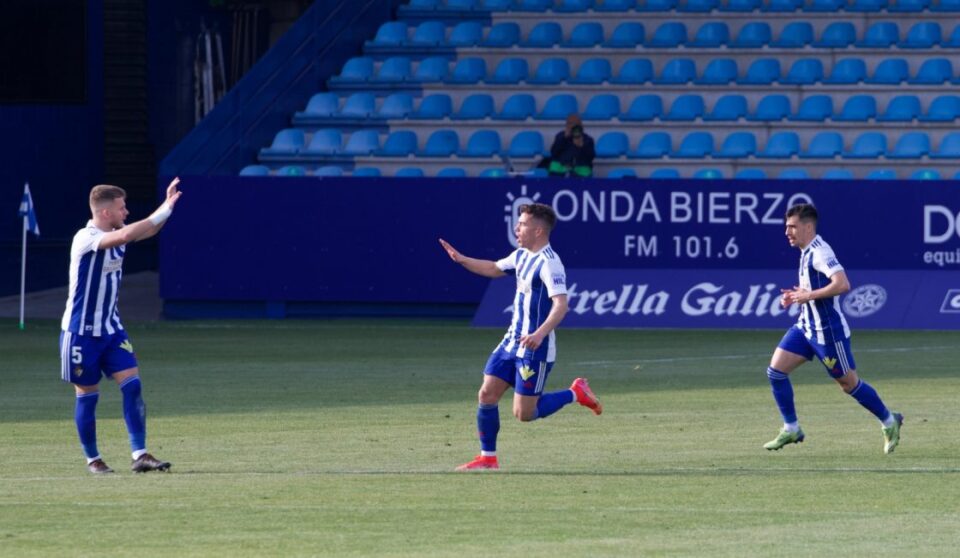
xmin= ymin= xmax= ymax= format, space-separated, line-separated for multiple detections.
xmin=90 ymin=185 xmax=126 ymax=209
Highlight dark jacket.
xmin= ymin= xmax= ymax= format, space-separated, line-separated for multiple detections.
xmin=550 ymin=131 xmax=596 ymax=169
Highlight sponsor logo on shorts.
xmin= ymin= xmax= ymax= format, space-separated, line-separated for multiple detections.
xmin=822 ymin=357 xmax=837 ymax=369
xmin=842 ymin=284 xmax=887 ymax=317
xmin=120 ymin=340 xmax=134 ymax=353
xmin=519 ymin=365 xmax=536 ymax=381
xmin=74 ymin=366 xmax=83 ymax=377
xmin=940 ymin=289 xmax=960 ymax=313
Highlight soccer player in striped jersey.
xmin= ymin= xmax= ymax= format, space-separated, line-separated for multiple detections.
xmin=439 ymin=202 xmax=602 ymax=471
xmin=60 ymin=178 xmax=182 ymax=474
xmin=764 ymin=203 xmax=902 ymax=454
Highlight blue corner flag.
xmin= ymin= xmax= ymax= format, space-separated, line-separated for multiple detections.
xmin=19 ymin=183 xmax=39 ymax=236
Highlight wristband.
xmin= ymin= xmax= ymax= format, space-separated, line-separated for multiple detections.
xmin=148 ymin=203 xmax=173 ymax=226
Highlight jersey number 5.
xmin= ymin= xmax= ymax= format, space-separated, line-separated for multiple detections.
xmin=71 ymin=346 xmax=82 ymax=364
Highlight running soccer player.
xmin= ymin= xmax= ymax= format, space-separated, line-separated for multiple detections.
xmin=439 ymin=202 xmax=602 ymax=471
xmin=764 ymin=203 xmax=903 ymax=454
xmin=61 ymin=178 xmax=182 ymax=474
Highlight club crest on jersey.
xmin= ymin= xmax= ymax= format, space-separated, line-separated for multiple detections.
xmin=519 ymin=365 xmax=536 ymax=381
xmin=822 ymin=357 xmax=837 ymax=369
xmin=120 ymin=340 xmax=134 ymax=353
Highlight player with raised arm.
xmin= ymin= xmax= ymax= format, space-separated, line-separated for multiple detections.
xmin=61 ymin=178 xmax=182 ymax=474
xmin=764 ymin=203 xmax=903 ymax=454
xmin=439 ymin=202 xmax=602 ymax=471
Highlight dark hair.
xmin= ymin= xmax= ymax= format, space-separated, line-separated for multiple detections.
xmin=519 ymin=202 xmax=557 ymax=231
xmin=90 ymin=185 xmax=127 ymax=208
xmin=785 ymin=203 xmax=818 ymax=224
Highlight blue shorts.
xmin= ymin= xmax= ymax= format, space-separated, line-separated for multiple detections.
xmin=59 ymin=330 xmax=138 ymax=385
xmin=777 ymin=326 xmax=856 ymax=379
xmin=483 ymin=347 xmax=554 ymax=396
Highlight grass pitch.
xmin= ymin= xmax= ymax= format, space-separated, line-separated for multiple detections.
xmin=1 ymin=319 xmax=958 ymax=557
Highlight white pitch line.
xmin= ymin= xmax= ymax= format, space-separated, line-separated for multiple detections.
xmin=573 ymin=345 xmax=959 ymax=367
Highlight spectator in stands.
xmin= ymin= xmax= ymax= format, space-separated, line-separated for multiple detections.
xmin=545 ymin=113 xmax=595 ymax=177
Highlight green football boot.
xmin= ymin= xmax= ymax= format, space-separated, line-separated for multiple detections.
xmin=763 ymin=427 xmax=805 ymax=451
xmin=883 ymin=412 xmax=904 ymax=455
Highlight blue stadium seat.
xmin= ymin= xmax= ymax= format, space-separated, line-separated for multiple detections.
xmin=301 ymin=93 xmax=338 ymax=117
xmin=822 ymin=169 xmax=854 ymax=179
xmin=408 ymin=0 xmax=441 ymax=8
xmin=834 ymin=95 xmax=877 ymax=121
xmin=866 ymin=169 xmax=897 ymax=179
xmin=911 ymin=169 xmax=941 ymax=180
xmin=260 ymin=129 xmax=304 ymax=156
xmin=695 ymin=58 xmax=738 ymax=84
xmin=555 ymin=0 xmax=593 ymax=11
xmin=663 ymin=94 xmax=705 ymax=121
xmin=781 ymin=59 xmax=823 ymax=85
xmin=899 ymin=22 xmax=941 ymax=48
xmin=315 ymin=166 xmax=344 ymax=177
xmin=368 ymin=21 xmax=407 ymax=47
xmin=944 ymin=24 xmax=960 ymax=47
xmin=277 ymin=165 xmax=307 ymax=176
xmin=790 ymin=95 xmax=833 ymax=121
xmin=436 ymin=167 xmax=467 ymax=178
xmin=654 ymin=58 xmax=696 ymax=84
xmin=513 ymin=0 xmax=552 ymax=11
xmin=672 ymin=132 xmax=714 ymax=158
xmin=239 ymin=164 xmax=270 ymax=176
xmin=778 ymin=168 xmax=810 ymax=179
xmin=889 ymin=0 xmax=928 ymax=10
xmin=849 ymin=0 xmax=888 ymax=10
xmin=632 ymin=132 xmax=672 ymax=158
xmin=374 ymin=57 xmax=411 ymax=82
xmin=496 ymin=94 xmax=536 ymax=120
xmin=919 ymin=95 xmax=960 ymax=121
xmin=521 ymin=22 xmax=563 ymax=47
xmin=757 ymin=131 xmax=799 ymax=158
xmin=448 ymin=0 xmax=479 ymax=8
xmin=650 ymin=168 xmax=681 ymax=178
xmin=508 ymin=131 xmax=545 ymax=157
xmin=352 ymin=167 xmax=382 ymax=177
xmin=771 ymin=21 xmax=813 ymax=47
xmin=867 ymin=58 xmax=908 ymax=84
xmin=856 ymin=22 xmax=899 ymax=48
xmin=582 ymin=94 xmax=621 ymax=120
xmin=877 ymin=95 xmax=921 ymax=122
xmin=607 ymin=168 xmax=638 ymax=178
xmin=487 ymin=58 xmax=528 ymax=84
xmin=460 ymin=130 xmax=502 ymax=157
xmin=844 ymin=132 xmax=887 ymax=158
xmin=570 ymin=58 xmax=612 ymax=84
xmin=799 ymin=131 xmax=844 ymax=158
xmin=647 ymin=22 xmax=687 ymax=47
xmin=596 ymin=132 xmax=630 ymax=158
xmin=448 ymin=21 xmax=483 ymax=47
xmin=536 ymin=94 xmax=578 ymax=120
xmin=621 ymin=94 xmax=663 ymax=120
xmin=694 ymin=168 xmax=724 ymax=179
xmin=704 ymin=95 xmax=748 ymax=121
xmin=933 ymin=0 xmax=960 ymax=10
xmin=689 ymin=22 xmax=729 ymax=47
xmin=717 ymin=132 xmax=757 ymax=158
xmin=302 ymin=129 xmax=341 ymax=155
xmin=342 ymin=130 xmax=380 ymax=156
xmin=409 ymin=21 xmax=446 ymax=46
xmin=638 ymin=0 xmax=678 ymax=11
xmin=603 ymin=22 xmax=646 ymax=48
xmin=332 ymin=57 xmax=374 ymax=83
xmin=681 ymin=0 xmax=719 ymax=11
xmin=412 ymin=56 xmax=449 ymax=83
xmin=748 ymin=94 xmax=791 ymax=121
xmin=562 ymin=22 xmax=605 ymax=47
xmin=595 ymin=0 xmax=636 ymax=10
xmin=723 ymin=0 xmax=761 ymax=11
xmin=824 ymin=58 xmax=867 ymax=85
xmin=738 ymin=58 xmax=780 ymax=84
xmin=931 ymin=132 xmax=960 ymax=158
xmin=479 ymin=168 xmax=508 ymax=178
xmin=453 ymin=94 xmax=495 ymax=120
xmin=764 ymin=0 xmax=803 ymax=10
xmin=481 ymin=22 xmax=521 ymax=47
xmin=813 ymin=22 xmax=856 ymax=47
xmin=889 ymin=132 xmax=931 ymax=158
xmin=445 ymin=58 xmax=486 ymax=84
xmin=735 ymin=168 xmax=767 ymax=179
xmin=378 ymin=93 xmax=414 ymax=119
xmin=612 ymin=59 xmax=654 ymax=84
xmin=909 ymin=58 xmax=953 ymax=84
xmin=339 ymin=92 xmax=376 ymax=118
xmin=529 ymin=58 xmax=570 ymax=85
xmin=378 ymin=131 xmax=418 ymax=156
xmin=409 ymin=94 xmax=452 ymax=119
xmin=806 ymin=0 xmax=846 ymax=11
xmin=730 ymin=22 xmax=771 ymax=48
xmin=395 ymin=167 xmax=425 ymax=177
xmin=419 ymin=129 xmax=459 ymax=157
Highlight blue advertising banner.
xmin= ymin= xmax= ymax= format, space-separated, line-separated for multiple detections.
xmin=473 ymin=269 xmax=960 ymax=330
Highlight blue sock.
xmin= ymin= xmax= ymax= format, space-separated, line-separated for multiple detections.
xmin=767 ymin=367 xmax=797 ymax=424
xmin=849 ymin=379 xmax=891 ymax=422
xmin=75 ymin=392 xmax=100 ymax=459
xmin=532 ymin=389 xmax=575 ymax=420
xmin=120 ymin=376 xmax=146 ymax=453
xmin=477 ymin=404 xmax=499 ymax=453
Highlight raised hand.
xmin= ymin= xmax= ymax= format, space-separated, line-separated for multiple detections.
xmin=166 ymin=177 xmax=183 ymax=208
xmin=438 ymin=238 xmax=463 ymax=263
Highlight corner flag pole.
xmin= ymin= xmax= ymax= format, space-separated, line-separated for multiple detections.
xmin=18 ymin=182 xmax=39 ymax=331
xmin=19 ymin=213 xmax=27 ymax=330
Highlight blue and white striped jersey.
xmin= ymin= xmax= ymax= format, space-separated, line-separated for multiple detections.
xmin=61 ymin=221 xmax=126 ymax=336
xmin=796 ymin=234 xmax=850 ymax=344
xmin=495 ymin=244 xmax=567 ymax=362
